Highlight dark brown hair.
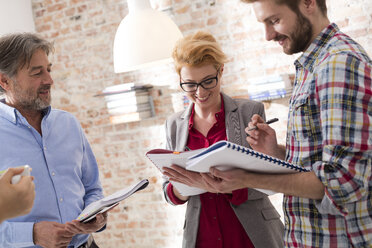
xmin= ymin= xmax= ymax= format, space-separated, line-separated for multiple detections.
xmin=0 ymin=33 xmax=53 ymax=93
xmin=240 ymin=0 xmax=327 ymax=16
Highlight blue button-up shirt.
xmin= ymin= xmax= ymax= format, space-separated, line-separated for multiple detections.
xmin=0 ymin=101 xmax=103 ymax=248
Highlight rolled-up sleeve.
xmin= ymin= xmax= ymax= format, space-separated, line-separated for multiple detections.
xmin=313 ymin=53 xmax=372 ymax=215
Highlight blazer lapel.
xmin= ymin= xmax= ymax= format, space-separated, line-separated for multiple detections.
xmin=175 ymin=103 xmax=193 ymax=151
xmin=223 ymin=93 xmax=242 ymax=145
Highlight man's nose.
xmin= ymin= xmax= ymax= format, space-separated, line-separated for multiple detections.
xmin=42 ymin=71 xmax=54 ymax=85
xmin=264 ymin=24 xmax=276 ymax=41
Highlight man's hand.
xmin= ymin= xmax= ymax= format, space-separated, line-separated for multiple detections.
xmin=163 ymin=165 xmax=219 ymax=193
xmin=203 ymin=168 xmax=249 ymax=193
xmin=0 ymin=167 xmax=35 ymax=223
xmin=33 ymin=221 xmax=75 ymax=248
xmin=65 ymin=212 xmax=107 ymax=235
xmin=246 ymin=114 xmax=284 ymax=159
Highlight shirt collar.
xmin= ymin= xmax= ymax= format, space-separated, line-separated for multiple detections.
xmin=0 ymin=99 xmax=51 ymax=125
xmin=188 ymin=93 xmax=225 ymax=130
xmin=295 ymin=23 xmax=339 ymax=72
xmin=0 ymin=99 xmax=17 ymax=124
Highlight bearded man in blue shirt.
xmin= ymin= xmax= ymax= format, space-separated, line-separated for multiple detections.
xmin=0 ymin=33 xmax=106 ymax=248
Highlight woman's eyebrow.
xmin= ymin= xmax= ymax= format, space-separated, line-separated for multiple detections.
xmin=182 ymin=73 xmax=216 ymax=82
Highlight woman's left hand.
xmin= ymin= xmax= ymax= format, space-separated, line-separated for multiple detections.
xmin=163 ymin=165 xmax=219 ymax=193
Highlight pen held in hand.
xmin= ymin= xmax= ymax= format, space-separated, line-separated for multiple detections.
xmin=246 ymin=118 xmax=279 ymax=133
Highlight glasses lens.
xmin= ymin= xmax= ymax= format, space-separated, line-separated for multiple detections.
xmin=201 ymin=78 xmax=217 ymax=89
xmin=181 ymin=83 xmax=197 ymax=92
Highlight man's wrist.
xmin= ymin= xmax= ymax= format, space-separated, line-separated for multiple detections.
xmin=275 ymin=144 xmax=286 ymax=160
xmin=32 ymin=222 xmax=39 ymax=245
xmin=0 ymin=198 xmax=5 ymax=222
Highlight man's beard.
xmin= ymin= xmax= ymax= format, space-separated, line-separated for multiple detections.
xmin=12 ymin=81 xmax=51 ymax=111
xmin=276 ymin=12 xmax=313 ymax=54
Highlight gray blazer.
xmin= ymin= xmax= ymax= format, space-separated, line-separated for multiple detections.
xmin=163 ymin=93 xmax=284 ymax=248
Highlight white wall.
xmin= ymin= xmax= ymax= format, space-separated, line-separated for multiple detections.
xmin=0 ymin=0 xmax=35 ymax=36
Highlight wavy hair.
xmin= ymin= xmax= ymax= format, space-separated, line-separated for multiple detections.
xmin=172 ymin=31 xmax=227 ymax=75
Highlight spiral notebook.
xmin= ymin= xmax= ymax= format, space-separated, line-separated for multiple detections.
xmin=186 ymin=141 xmax=308 ymax=174
xmin=147 ymin=141 xmax=308 ymax=196
xmin=146 ymin=148 xmax=208 ymax=196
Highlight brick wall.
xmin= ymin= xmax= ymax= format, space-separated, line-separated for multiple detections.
xmin=30 ymin=0 xmax=371 ymax=247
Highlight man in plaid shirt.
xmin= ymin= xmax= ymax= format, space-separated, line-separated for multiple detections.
xmin=204 ymin=0 xmax=371 ymax=247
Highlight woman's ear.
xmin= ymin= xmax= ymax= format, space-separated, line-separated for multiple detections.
xmin=219 ymin=64 xmax=224 ymax=75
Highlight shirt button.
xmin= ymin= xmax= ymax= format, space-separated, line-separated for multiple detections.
xmin=213 ymin=216 xmax=217 ymax=220
xmin=217 ymin=238 xmax=221 ymax=241
xmin=60 ymin=198 xmax=63 ymax=202
xmin=44 ymin=146 xmax=47 ymax=150
xmin=52 ymin=172 xmax=55 ymax=176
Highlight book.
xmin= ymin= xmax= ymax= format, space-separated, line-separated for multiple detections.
xmin=109 ymin=110 xmax=153 ymax=124
xmin=108 ymin=102 xmax=152 ymax=115
xmin=146 ymin=141 xmax=308 ymax=196
xmin=187 ymin=141 xmax=307 ymax=174
xmin=106 ymin=95 xmax=151 ymax=109
xmin=76 ymin=179 xmax=149 ymax=223
xmin=146 ymin=148 xmax=207 ymax=196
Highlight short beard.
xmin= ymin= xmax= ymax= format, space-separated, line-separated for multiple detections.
xmin=287 ymin=12 xmax=313 ymax=54
xmin=12 ymin=81 xmax=51 ymax=111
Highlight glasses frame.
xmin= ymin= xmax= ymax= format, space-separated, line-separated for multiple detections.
xmin=179 ymin=70 xmax=220 ymax=92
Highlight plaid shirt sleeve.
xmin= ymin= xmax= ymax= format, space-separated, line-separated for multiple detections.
xmin=312 ymin=52 xmax=372 ymax=215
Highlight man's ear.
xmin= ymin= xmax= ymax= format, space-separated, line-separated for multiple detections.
xmin=301 ymin=0 xmax=317 ymax=14
xmin=0 ymin=73 xmax=10 ymax=92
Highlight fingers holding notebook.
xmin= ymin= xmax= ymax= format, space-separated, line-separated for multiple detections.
xmin=205 ymin=168 xmax=249 ymax=194
xmin=163 ymin=164 xmax=218 ymax=194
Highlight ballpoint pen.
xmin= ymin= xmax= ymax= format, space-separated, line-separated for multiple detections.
xmin=246 ymin=118 xmax=279 ymax=132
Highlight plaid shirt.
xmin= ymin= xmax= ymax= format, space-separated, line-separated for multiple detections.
xmin=284 ymin=23 xmax=372 ymax=247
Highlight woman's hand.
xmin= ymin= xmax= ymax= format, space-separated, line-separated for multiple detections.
xmin=163 ymin=165 xmax=219 ymax=193
xmin=202 ymin=168 xmax=249 ymax=193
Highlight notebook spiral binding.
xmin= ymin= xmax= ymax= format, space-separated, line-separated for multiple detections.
xmin=226 ymin=143 xmax=306 ymax=172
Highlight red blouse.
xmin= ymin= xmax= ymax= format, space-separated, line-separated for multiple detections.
xmin=167 ymin=96 xmax=255 ymax=248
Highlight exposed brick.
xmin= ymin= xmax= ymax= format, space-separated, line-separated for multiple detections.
xmin=31 ymin=0 xmax=372 ymax=247
xmin=207 ymin=17 xmax=218 ymax=25
xmin=37 ymin=24 xmax=52 ymax=32
xmin=175 ymin=5 xmax=190 ymax=14
xmin=47 ymin=3 xmax=66 ymax=12
xmin=35 ymin=9 xmax=46 ymax=17
xmin=65 ymin=8 xmax=75 ymax=16
xmin=77 ymin=4 xmax=87 ymax=13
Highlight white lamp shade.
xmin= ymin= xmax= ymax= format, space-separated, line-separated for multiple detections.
xmin=0 ymin=0 xmax=35 ymax=36
xmin=113 ymin=0 xmax=183 ymax=73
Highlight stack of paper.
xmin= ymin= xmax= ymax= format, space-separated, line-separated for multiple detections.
xmin=77 ymin=179 xmax=149 ymax=223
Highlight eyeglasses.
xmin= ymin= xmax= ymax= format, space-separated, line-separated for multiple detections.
xmin=180 ymin=72 xmax=219 ymax=92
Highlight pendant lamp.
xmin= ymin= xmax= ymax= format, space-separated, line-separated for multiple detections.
xmin=113 ymin=0 xmax=183 ymax=73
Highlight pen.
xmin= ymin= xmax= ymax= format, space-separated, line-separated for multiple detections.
xmin=247 ymin=118 xmax=279 ymax=132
